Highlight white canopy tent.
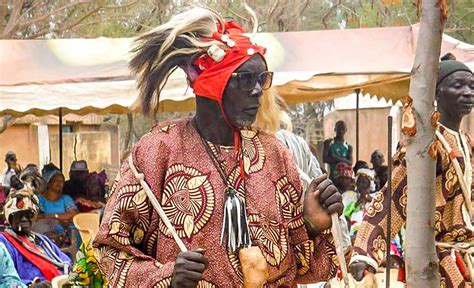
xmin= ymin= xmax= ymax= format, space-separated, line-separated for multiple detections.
xmin=1 ymin=24 xmax=473 ymax=117
xmin=1 ymin=24 xmax=472 ymax=168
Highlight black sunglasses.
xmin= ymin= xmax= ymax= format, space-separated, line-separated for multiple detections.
xmin=230 ymin=71 xmax=274 ymax=91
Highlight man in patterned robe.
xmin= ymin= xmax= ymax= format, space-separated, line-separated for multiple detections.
xmin=350 ymin=60 xmax=474 ymax=287
xmin=94 ymin=7 xmax=343 ymax=287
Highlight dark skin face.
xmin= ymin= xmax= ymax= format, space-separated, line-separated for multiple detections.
xmin=356 ymin=176 xmax=371 ymax=192
xmin=370 ymin=150 xmax=384 ymax=169
xmin=10 ymin=210 xmax=35 ymax=235
xmin=335 ymin=176 xmax=354 ymax=193
xmin=194 ymin=54 xmax=265 ymax=146
xmin=335 ymin=122 xmax=347 ymax=140
xmin=45 ymin=173 xmax=65 ymax=201
xmin=437 ymin=71 xmax=474 ymax=130
xmin=356 ymin=176 xmax=373 ymax=205
xmin=70 ymin=170 xmax=88 ymax=183
xmin=5 ymin=154 xmax=18 ymax=170
xmin=222 ymin=55 xmax=266 ymax=128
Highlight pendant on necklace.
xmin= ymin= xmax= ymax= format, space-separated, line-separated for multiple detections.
xmin=221 ymin=186 xmax=252 ymax=253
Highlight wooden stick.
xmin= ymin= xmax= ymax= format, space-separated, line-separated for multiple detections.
xmin=331 ymin=213 xmax=349 ymax=286
xmin=299 ymin=170 xmax=348 ymax=285
xmin=435 ymin=130 xmax=473 ymax=218
xmin=128 ymin=155 xmax=188 ymax=252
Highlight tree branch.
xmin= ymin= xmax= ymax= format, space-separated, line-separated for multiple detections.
xmin=322 ymin=0 xmax=341 ymax=29
xmin=25 ymin=15 xmax=133 ymax=39
xmin=70 ymin=17 xmax=152 ymax=32
xmin=17 ymin=0 xmax=137 ymax=29
xmin=226 ymin=8 xmax=250 ymax=23
xmin=18 ymin=1 xmax=94 ymax=27
xmin=300 ymin=0 xmax=310 ymax=15
xmin=2 ymin=0 xmax=25 ymax=38
xmin=267 ymin=0 xmax=280 ymax=20
xmin=16 ymin=0 xmax=43 ymax=22
xmin=445 ymin=27 xmax=472 ymax=32
xmin=24 ymin=0 xmax=137 ymax=39
xmin=101 ymin=1 xmax=139 ymax=10
xmin=451 ymin=9 xmax=474 ymax=26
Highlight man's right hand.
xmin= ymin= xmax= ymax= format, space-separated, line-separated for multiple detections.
xmin=349 ymin=262 xmax=376 ymax=281
xmin=171 ymin=249 xmax=209 ymax=288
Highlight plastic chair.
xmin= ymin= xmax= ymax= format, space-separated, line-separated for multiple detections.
xmin=51 ymin=275 xmax=69 ymax=288
xmin=73 ymin=212 xmax=100 ymax=243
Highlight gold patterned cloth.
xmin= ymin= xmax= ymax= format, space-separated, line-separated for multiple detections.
xmin=93 ymin=118 xmax=337 ymax=287
xmin=352 ymin=125 xmax=473 ymax=287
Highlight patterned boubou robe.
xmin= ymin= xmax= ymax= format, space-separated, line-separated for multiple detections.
xmin=93 ymin=118 xmax=337 ymax=287
xmin=353 ymin=125 xmax=473 ymax=287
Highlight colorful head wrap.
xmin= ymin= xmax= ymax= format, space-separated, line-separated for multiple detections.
xmin=355 ymin=168 xmax=375 ymax=180
xmin=191 ymin=21 xmax=267 ymax=129
xmin=192 ymin=22 xmax=267 ymax=104
xmin=192 ymin=20 xmax=267 ymax=177
xmin=3 ymin=185 xmax=39 ymax=224
xmin=41 ymin=163 xmax=62 ymax=186
xmin=355 ymin=168 xmax=375 ymax=192
xmin=334 ymin=162 xmax=354 ymax=179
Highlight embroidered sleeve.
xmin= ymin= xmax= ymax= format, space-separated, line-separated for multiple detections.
xmin=279 ymin=148 xmax=338 ymax=283
xmin=93 ymin=136 xmax=175 ymax=287
xmin=351 ymin=149 xmax=408 ymax=270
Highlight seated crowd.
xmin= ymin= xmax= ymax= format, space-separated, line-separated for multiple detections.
xmin=327 ymin=148 xmax=404 ymax=264
xmin=0 ymin=152 xmax=108 ymax=287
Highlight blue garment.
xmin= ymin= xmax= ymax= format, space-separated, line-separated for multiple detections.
xmin=38 ymin=195 xmax=77 ymax=215
xmin=0 ymin=241 xmax=26 ymax=287
xmin=0 ymin=233 xmax=71 ymax=284
xmin=38 ymin=195 xmax=77 ymax=233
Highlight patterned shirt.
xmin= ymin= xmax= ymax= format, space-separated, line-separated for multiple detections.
xmin=352 ymin=125 xmax=473 ymax=287
xmin=94 ymin=118 xmax=337 ymax=287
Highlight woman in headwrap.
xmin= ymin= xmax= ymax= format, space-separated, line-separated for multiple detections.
xmin=343 ymin=168 xmax=374 ymax=239
xmin=0 ymin=173 xmax=72 ymax=286
xmin=36 ymin=164 xmax=78 ymax=235
xmin=94 ymin=5 xmax=343 ymax=287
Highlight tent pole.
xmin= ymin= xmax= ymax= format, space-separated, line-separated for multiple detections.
xmin=355 ymin=89 xmax=361 ymax=161
xmin=386 ymin=116 xmax=393 ymax=288
xmin=59 ymin=107 xmax=63 ymax=171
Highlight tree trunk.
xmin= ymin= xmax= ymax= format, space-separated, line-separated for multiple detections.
xmin=405 ymin=0 xmax=445 ymax=287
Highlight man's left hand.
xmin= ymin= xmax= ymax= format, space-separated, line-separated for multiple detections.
xmin=303 ymin=174 xmax=343 ymax=235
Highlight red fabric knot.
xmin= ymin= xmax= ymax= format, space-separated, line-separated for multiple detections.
xmin=192 ymin=21 xmax=267 ymax=105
